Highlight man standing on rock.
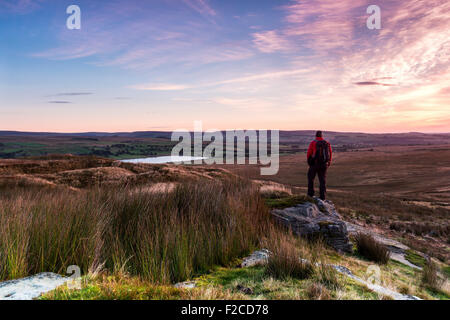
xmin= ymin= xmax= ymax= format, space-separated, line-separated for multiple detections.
xmin=307 ymin=131 xmax=332 ymax=200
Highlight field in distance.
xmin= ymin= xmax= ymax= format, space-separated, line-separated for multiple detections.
xmin=1 ymin=130 xmax=450 ymax=159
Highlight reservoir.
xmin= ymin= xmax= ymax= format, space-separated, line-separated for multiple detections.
xmin=121 ymin=156 xmax=207 ymax=164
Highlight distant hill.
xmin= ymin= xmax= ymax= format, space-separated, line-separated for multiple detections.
xmin=278 ymin=131 xmax=450 ymax=147
xmin=0 ymin=131 xmax=173 ymax=139
xmin=1 ymin=130 xmax=450 ymax=146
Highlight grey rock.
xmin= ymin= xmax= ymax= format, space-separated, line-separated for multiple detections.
xmin=314 ymin=197 xmax=342 ymax=219
xmin=271 ymin=199 xmax=353 ymax=253
xmin=174 ymin=281 xmax=196 ymax=289
xmin=240 ymin=249 xmax=270 ymax=267
xmin=0 ymin=272 xmax=68 ymax=300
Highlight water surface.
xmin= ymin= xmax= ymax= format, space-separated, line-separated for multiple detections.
xmin=121 ymin=156 xmax=207 ymax=164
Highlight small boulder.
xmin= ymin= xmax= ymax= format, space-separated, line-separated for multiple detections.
xmin=271 ymin=198 xmax=353 ymax=253
xmin=174 ymin=281 xmax=196 ymax=289
xmin=240 ymin=249 xmax=270 ymax=267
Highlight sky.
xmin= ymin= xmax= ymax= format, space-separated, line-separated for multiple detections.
xmin=0 ymin=0 xmax=449 ymax=133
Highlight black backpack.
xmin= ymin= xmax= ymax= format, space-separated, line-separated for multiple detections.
xmin=312 ymin=140 xmax=330 ymax=166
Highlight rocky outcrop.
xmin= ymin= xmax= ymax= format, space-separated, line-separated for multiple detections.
xmin=0 ymin=273 xmax=68 ymax=300
xmin=271 ymin=198 xmax=353 ymax=253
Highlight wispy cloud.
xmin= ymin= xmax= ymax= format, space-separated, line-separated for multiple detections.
xmin=48 ymin=100 xmax=71 ymax=104
xmin=3 ymin=0 xmax=449 ymax=132
xmin=31 ymin=1 xmax=233 ymax=70
xmin=252 ymin=30 xmax=292 ymax=53
xmin=131 ymin=68 xmax=312 ymax=91
xmin=354 ymin=81 xmax=395 ymax=87
xmin=211 ymin=97 xmax=276 ymax=109
xmin=216 ymin=69 xmax=311 ymax=85
xmin=131 ymin=83 xmax=192 ymax=91
xmin=53 ymin=92 xmax=93 ymax=96
xmin=181 ymin=0 xmax=216 ymax=18
xmin=254 ymin=0 xmax=450 ymax=130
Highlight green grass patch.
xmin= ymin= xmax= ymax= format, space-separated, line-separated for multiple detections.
xmin=404 ymin=250 xmax=427 ymax=268
xmin=425 ymin=286 xmax=450 ymax=300
xmin=442 ymin=266 xmax=450 ymax=279
xmin=40 ymin=275 xmax=221 ymax=300
xmin=344 ymin=278 xmax=379 ymax=300
xmin=196 ymin=266 xmax=265 ymax=287
xmin=194 ymin=266 xmax=310 ymax=299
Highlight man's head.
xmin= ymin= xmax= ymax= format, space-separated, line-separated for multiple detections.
xmin=315 ymin=130 xmax=323 ymax=138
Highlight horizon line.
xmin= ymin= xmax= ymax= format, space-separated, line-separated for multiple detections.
xmin=1 ymin=130 xmax=450 ymax=135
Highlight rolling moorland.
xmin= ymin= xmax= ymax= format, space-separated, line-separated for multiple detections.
xmin=1 ymin=130 xmax=450 ymax=159
xmin=0 ymin=131 xmax=449 ymax=300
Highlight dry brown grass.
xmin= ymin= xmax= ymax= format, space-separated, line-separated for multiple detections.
xmin=0 ymin=177 xmax=270 ymax=284
xmin=354 ymin=233 xmax=390 ymax=264
xmin=306 ymin=283 xmax=331 ymax=300
xmin=421 ymin=259 xmax=444 ymax=291
xmin=263 ymin=231 xmax=315 ymax=280
xmin=0 ymin=155 xmax=235 ymax=190
xmin=256 ymin=180 xmax=292 ymax=199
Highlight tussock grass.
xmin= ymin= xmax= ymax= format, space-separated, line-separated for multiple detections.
xmin=354 ymin=233 xmax=390 ymax=264
xmin=261 ymin=230 xmax=344 ymax=294
xmin=316 ymin=263 xmax=343 ymax=290
xmin=258 ymin=183 xmax=292 ymax=199
xmin=0 ymin=178 xmax=269 ymax=284
xmin=306 ymin=283 xmax=331 ymax=300
xmin=421 ymin=259 xmax=443 ymax=292
xmin=263 ymin=231 xmax=314 ymax=280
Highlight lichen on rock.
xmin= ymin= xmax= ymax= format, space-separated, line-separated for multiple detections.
xmin=271 ymin=198 xmax=353 ymax=253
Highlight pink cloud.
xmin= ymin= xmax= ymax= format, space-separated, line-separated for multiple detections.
xmin=181 ymin=0 xmax=216 ymax=21
xmin=257 ymin=0 xmax=450 ymax=131
xmin=354 ymin=81 xmax=395 ymax=87
xmin=252 ymin=30 xmax=292 ymax=53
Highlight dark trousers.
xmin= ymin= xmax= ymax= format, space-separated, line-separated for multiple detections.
xmin=307 ymin=165 xmax=327 ymax=200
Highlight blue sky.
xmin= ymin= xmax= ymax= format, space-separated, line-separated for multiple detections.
xmin=1 ymin=0 xmax=449 ymax=132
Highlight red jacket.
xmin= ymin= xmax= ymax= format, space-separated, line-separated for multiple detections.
xmin=307 ymin=137 xmax=332 ymax=163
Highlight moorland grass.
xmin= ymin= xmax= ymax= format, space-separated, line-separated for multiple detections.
xmin=264 ymin=236 xmax=315 ymax=280
xmin=421 ymin=259 xmax=443 ymax=292
xmin=404 ymin=250 xmax=427 ymax=268
xmin=354 ymin=233 xmax=390 ymax=264
xmin=0 ymin=178 xmax=269 ymax=284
